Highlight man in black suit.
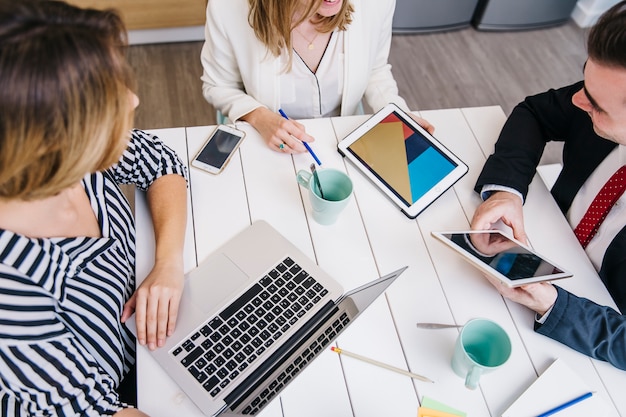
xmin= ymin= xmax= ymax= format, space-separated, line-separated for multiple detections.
xmin=471 ymin=1 xmax=626 ymax=370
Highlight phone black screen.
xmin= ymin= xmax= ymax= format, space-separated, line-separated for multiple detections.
xmin=195 ymin=129 xmax=242 ymax=169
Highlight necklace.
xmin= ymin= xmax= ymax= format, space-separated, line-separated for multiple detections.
xmin=294 ymin=26 xmax=319 ymax=50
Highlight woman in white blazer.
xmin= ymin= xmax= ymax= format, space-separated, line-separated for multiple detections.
xmin=201 ymin=0 xmax=432 ymax=153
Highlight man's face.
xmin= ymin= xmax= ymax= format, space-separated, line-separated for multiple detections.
xmin=572 ymin=58 xmax=626 ymax=145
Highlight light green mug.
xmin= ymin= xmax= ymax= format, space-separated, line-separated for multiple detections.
xmin=296 ymin=168 xmax=353 ymax=225
xmin=451 ymin=318 xmax=511 ymax=390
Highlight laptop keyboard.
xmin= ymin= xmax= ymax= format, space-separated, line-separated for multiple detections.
xmin=171 ymin=257 xmax=329 ymax=398
xmin=240 ymin=311 xmax=350 ymax=415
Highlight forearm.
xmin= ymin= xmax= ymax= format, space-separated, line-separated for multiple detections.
xmin=146 ymin=173 xmax=187 ymax=268
xmin=474 ymin=83 xmax=583 ymax=197
xmin=127 ymin=173 xmax=187 ymax=348
xmin=536 ymin=286 xmax=626 ymax=370
xmin=202 ymin=79 xmax=264 ymax=123
xmin=474 ymin=105 xmax=547 ymax=197
xmin=239 ymin=106 xmax=269 ymax=127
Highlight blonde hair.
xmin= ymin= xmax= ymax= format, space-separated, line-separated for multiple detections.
xmin=0 ymin=0 xmax=136 ymax=200
xmin=248 ymin=0 xmax=354 ymax=62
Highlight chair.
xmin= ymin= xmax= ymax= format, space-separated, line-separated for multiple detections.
xmin=216 ymin=110 xmax=227 ymax=125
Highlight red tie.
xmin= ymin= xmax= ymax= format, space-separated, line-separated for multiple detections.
xmin=574 ymin=165 xmax=626 ymax=248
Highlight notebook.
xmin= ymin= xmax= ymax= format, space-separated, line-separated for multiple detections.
xmin=129 ymin=220 xmax=406 ymax=416
xmin=502 ymin=358 xmax=609 ymax=417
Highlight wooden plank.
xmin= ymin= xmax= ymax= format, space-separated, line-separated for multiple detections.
xmin=185 ymin=126 xmax=250 ymax=260
xmin=415 ymin=109 xmax=536 ymax=416
xmin=65 ymin=0 xmax=206 ymax=29
xmin=236 ymin=119 xmax=356 ymax=417
xmin=135 ymin=128 xmax=203 ymax=416
xmin=293 ymin=118 xmax=419 ymax=417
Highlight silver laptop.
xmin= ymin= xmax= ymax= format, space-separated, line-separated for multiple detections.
xmin=130 ymin=220 xmax=406 ymax=416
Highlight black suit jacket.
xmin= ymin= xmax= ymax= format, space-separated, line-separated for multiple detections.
xmin=475 ymin=82 xmax=626 ymax=370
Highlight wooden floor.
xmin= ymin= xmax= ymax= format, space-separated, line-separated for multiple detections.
xmin=127 ymin=20 xmax=589 ymax=163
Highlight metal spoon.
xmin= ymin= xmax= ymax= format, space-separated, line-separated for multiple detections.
xmin=310 ymin=163 xmax=325 ymax=199
xmin=415 ymin=322 xmax=463 ymax=329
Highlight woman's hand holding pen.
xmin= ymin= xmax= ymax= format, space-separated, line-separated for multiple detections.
xmin=241 ymin=107 xmax=314 ymax=153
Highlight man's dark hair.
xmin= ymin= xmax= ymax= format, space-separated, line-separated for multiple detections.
xmin=588 ymin=0 xmax=626 ymax=69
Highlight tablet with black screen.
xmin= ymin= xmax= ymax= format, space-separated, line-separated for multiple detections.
xmin=431 ymin=230 xmax=572 ymax=287
xmin=337 ymin=103 xmax=468 ymax=218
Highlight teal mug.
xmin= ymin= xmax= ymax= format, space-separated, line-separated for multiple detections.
xmin=296 ymin=168 xmax=353 ymax=225
xmin=451 ymin=318 xmax=512 ymax=390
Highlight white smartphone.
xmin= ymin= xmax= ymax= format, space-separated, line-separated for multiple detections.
xmin=192 ymin=125 xmax=246 ymax=174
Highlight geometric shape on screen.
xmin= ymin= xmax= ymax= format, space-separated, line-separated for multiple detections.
xmin=381 ymin=113 xmax=427 ymax=164
xmin=381 ymin=113 xmax=414 ymax=140
xmin=405 ymin=132 xmax=429 ymax=165
xmin=407 ymin=146 xmax=455 ymax=203
xmin=347 ymin=120 xmax=413 ymax=203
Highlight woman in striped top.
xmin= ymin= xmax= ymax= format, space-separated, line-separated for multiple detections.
xmin=0 ymin=1 xmax=188 ymax=415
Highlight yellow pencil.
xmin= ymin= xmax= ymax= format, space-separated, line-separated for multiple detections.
xmin=331 ymin=346 xmax=434 ymax=383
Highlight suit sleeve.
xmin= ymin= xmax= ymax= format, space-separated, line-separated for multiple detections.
xmin=536 ymin=286 xmax=626 ymax=370
xmin=474 ymin=82 xmax=584 ymax=199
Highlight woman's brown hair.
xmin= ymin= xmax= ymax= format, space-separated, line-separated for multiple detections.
xmin=0 ymin=0 xmax=136 ymax=200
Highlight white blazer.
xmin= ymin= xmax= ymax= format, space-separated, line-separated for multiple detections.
xmin=201 ymin=0 xmax=408 ymax=122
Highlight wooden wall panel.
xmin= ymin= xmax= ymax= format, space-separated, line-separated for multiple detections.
xmin=65 ymin=0 xmax=206 ymax=30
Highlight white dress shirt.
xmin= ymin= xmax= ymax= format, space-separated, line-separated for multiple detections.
xmin=566 ymin=145 xmax=626 ymax=271
xmin=279 ymin=31 xmax=343 ymax=120
xmin=201 ymin=0 xmax=408 ymax=123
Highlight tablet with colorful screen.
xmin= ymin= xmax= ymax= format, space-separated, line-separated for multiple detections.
xmin=337 ymin=103 xmax=468 ymax=218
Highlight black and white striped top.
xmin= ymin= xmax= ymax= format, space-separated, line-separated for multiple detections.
xmin=0 ymin=130 xmax=187 ymax=416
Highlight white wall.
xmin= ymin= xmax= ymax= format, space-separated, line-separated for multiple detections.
xmin=572 ymin=0 xmax=621 ymax=27
xmin=128 ymin=26 xmax=204 ymax=45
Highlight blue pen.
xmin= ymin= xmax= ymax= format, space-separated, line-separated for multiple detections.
xmin=278 ymin=108 xmax=322 ymax=166
xmin=535 ymin=392 xmax=594 ymax=417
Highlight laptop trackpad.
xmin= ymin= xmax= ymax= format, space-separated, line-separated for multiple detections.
xmin=187 ymin=253 xmax=250 ymax=314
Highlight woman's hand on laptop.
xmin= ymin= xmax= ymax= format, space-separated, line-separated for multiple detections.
xmin=122 ymin=261 xmax=184 ymax=350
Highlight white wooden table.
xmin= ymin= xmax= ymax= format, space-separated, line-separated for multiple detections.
xmin=135 ymin=107 xmax=626 ymax=417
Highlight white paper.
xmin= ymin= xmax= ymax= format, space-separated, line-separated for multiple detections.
xmin=502 ymin=358 xmax=609 ymax=417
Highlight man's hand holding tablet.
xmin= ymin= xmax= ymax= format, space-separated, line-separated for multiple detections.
xmin=431 ymin=230 xmax=572 ymax=288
